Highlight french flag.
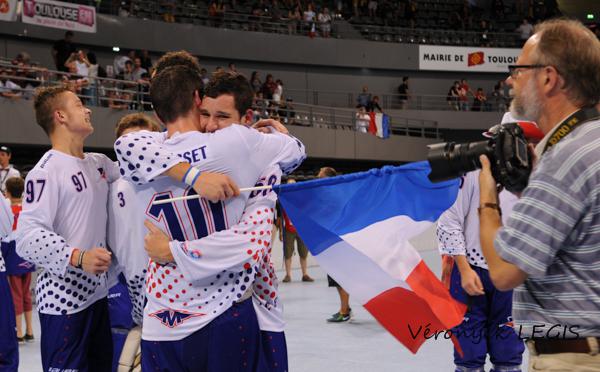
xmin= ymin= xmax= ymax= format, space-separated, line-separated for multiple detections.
xmin=273 ymin=162 xmax=466 ymax=353
xmin=368 ymin=112 xmax=390 ymax=138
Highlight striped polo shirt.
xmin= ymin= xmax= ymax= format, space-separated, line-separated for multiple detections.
xmin=495 ymin=118 xmax=600 ymax=339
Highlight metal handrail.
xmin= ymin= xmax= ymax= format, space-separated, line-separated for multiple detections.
xmin=1 ymin=61 xmax=440 ymax=137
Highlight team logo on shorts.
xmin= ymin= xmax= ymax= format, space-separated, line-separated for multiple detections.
xmin=149 ymin=309 xmax=205 ymax=328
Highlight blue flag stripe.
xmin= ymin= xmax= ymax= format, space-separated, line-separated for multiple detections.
xmin=274 ymin=162 xmax=459 ymax=236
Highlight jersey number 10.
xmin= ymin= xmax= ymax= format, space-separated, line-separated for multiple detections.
xmin=146 ymin=188 xmax=226 ymax=241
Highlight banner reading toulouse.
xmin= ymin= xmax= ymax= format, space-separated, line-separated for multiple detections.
xmin=0 ymin=0 xmax=19 ymax=22
xmin=22 ymin=0 xmax=96 ymax=33
xmin=419 ymin=45 xmax=520 ymax=73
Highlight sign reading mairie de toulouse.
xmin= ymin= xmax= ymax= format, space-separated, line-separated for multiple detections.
xmin=22 ymin=0 xmax=96 ymax=33
xmin=419 ymin=45 xmax=520 ymax=73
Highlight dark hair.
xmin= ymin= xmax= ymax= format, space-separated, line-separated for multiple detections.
xmin=204 ymin=71 xmax=254 ymax=117
xmin=403 ymin=76 xmax=409 ymax=82
xmin=33 ymin=86 xmax=70 ymax=135
xmin=154 ymin=51 xmax=201 ymax=76
xmin=87 ymin=52 xmax=97 ymax=65
xmin=65 ymin=31 xmax=74 ymax=38
xmin=115 ymin=113 xmax=161 ymax=138
xmin=5 ymin=177 xmax=24 ymax=199
xmin=150 ymin=65 xmax=203 ymax=124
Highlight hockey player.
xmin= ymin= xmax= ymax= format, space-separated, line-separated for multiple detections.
xmin=114 ymin=65 xmax=305 ymax=370
xmin=15 ymin=86 xmax=120 ymax=371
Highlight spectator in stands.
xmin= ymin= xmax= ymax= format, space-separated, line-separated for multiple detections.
xmin=107 ymin=88 xmax=132 ymax=110
xmin=139 ymin=50 xmax=152 ymax=71
xmin=52 ymin=31 xmax=76 ymax=72
xmin=131 ymin=57 xmax=147 ymax=82
xmin=516 ymin=18 xmax=534 ymax=41
xmin=215 ymin=66 xmax=224 ymax=73
xmin=368 ymin=0 xmax=377 ymax=18
xmin=113 ymin=50 xmax=136 ymax=77
xmin=366 ymin=95 xmax=383 ymax=113
xmin=161 ymin=0 xmax=176 ymax=22
xmin=253 ymin=91 xmax=269 ymax=120
xmin=472 ymin=87 xmax=487 ymax=111
xmin=355 ymin=106 xmax=370 ymax=133
xmin=200 ymin=68 xmax=210 ymax=87
xmin=250 ymin=71 xmax=262 ymax=93
xmin=406 ymin=0 xmax=417 ymax=28
xmin=228 ymin=62 xmax=236 ymax=73
xmin=447 ymin=81 xmax=460 ymax=111
xmin=86 ymin=52 xmax=101 ymax=106
xmin=398 ymin=76 xmax=409 ymax=109
xmin=458 ymin=78 xmax=471 ymax=111
xmin=121 ymin=60 xmax=135 ymax=82
xmin=318 ymin=7 xmax=332 ymax=38
xmin=0 ymin=147 xmax=20 ymax=196
xmin=261 ymin=73 xmax=277 ymax=100
xmin=278 ymin=98 xmax=295 ymax=124
xmin=288 ymin=5 xmax=302 ymax=34
xmin=304 ymin=3 xmax=317 ymax=36
xmin=0 ymin=67 xmax=22 ymax=100
xmin=491 ymin=80 xmax=507 ymax=112
xmin=272 ymin=79 xmax=283 ymax=105
xmin=356 ymin=85 xmax=371 ymax=108
xmin=271 ymin=0 xmax=283 ymax=21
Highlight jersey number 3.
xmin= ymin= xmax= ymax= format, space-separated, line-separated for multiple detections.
xmin=146 ymin=188 xmax=226 ymax=241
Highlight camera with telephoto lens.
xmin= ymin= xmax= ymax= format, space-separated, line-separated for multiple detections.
xmin=427 ymin=122 xmax=531 ymax=193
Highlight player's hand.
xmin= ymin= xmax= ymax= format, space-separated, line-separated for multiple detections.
xmin=144 ymin=220 xmax=174 ymax=264
xmin=460 ymin=266 xmax=485 ymax=296
xmin=81 ymin=247 xmax=112 ymax=275
xmin=253 ymin=119 xmax=289 ymax=135
xmin=478 ymin=155 xmax=498 ymax=204
xmin=194 ymin=172 xmax=240 ymax=202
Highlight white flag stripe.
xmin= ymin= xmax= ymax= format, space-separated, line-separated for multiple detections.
xmin=341 ymin=216 xmax=431 ymax=281
xmin=316 ymin=240 xmax=410 ymax=304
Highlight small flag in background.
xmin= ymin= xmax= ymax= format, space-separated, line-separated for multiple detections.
xmin=273 ymin=162 xmax=465 ymax=353
xmin=368 ymin=112 xmax=390 ymax=138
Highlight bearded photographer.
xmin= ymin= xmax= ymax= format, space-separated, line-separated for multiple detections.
xmin=478 ymin=19 xmax=600 ymax=371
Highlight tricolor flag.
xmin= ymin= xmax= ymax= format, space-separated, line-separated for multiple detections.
xmin=273 ymin=162 xmax=466 ymax=353
xmin=368 ymin=112 xmax=390 ymax=138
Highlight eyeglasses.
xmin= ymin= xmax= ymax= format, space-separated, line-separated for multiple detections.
xmin=508 ymin=64 xmax=547 ymax=78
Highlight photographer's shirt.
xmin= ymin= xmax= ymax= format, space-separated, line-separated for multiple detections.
xmin=495 ymin=119 xmax=600 ymax=339
xmin=437 ymin=170 xmax=517 ymax=269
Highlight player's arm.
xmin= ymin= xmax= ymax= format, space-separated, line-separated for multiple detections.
xmin=15 ymin=170 xmax=110 ymax=277
xmin=114 ymin=130 xmax=239 ymax=202
xmin=145 ymin=179 xmax=279 ymax=282
xmin=436 ymin=172 xmax=484 ymax=295
xmin=241 ymin=126 xmax=306 ymax=175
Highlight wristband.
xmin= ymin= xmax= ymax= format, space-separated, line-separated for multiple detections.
xmin=478 ymin=203 xmax=502 ymax=216
xmin=71 ymin=248 xmax=80 ymax=267
xmin=183 ymin=167 xmax=201 ymax=187
xmin=77 ymin=251 xmax=85 ymax=269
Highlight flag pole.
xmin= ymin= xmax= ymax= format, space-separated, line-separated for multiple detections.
xmin=151 ymin=185 xmax=273 ymax=205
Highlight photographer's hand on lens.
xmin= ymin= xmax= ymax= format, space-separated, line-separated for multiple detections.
xmin=478 ymin=155 xmax=499 ymax=204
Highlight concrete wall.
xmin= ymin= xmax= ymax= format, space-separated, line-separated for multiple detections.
xmin=1 ymin=14 xmax=510 ymax=107
xmin=0 ymin=99 xmax=450 ymax=162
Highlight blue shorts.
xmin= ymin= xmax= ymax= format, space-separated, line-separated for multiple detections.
xmin=39 ymin=298 xmax=113 ymax=372
xmin=0 ymin=271 xmax=18 ymax=371
xmin=142 ymin=298 xmax=261 ymax=371
xmin=260 ymin=331 xmax=288 ymax=372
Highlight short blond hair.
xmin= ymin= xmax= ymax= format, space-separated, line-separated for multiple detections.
xmin=33 ymin=86 xmax=70 ymax=135
xmin=115 ymin=113 xmax=161 ymax=138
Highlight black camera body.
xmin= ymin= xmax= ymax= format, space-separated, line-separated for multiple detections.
xmin=427 ymin=123 xmax=531 ymax=193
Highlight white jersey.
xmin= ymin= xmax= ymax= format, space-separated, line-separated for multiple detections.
xmin=108 ymin=178 xmax=148 ymax=325
xmin=0 ymin=195 xmax=14 ymax=272
xmin=115 ymin=125 xmax=304 ymax=340
xmin=436 ymin=170 xmax=518 ymax=269
xmin=14 ymin=150 xmax=120 ymax=315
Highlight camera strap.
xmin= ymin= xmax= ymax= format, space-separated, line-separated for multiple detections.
xmin=543 ymin=107 xmax=600 ymax=154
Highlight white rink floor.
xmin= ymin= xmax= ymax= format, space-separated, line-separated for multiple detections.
xmin=18 ymin=248 xmax=529 ymax=371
